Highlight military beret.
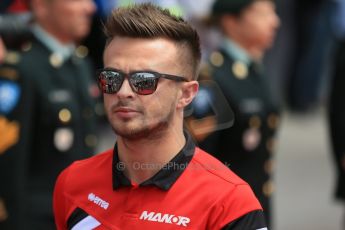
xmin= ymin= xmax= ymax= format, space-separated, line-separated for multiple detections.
xmin=212 ymin=0 xmax=260 ymax=15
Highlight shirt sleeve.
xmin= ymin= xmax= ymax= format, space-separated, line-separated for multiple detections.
xmin=221 ymin=210 xmax=267 ymax=230
xmin=53 ymin=166 xmax=71 ymax=230
xmin=207 ymin=184 xmax=264 ymax=229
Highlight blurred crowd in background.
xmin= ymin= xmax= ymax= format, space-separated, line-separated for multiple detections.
xmin=1 ymin=0 xmax=345 ymax=229
xmin=1 ymin=0 xmax=341 ymax=109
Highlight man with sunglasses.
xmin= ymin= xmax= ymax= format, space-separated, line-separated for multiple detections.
xmin=53 ymin=3 xmax=268 ymax=230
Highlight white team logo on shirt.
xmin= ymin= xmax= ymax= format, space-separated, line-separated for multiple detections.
xmin=139 ymin=210 xmax=190 ymax=227
xmin=88 ymin=193 xmax=109 ymax=210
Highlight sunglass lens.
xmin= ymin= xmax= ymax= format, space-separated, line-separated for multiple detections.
xmin=130 ymin=73 xmax=158 ymax=95
xmin=98 ymin=71 xmax=123 ymax=94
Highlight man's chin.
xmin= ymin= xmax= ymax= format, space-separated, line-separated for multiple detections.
xmin=114 ymin=128 xmax=148 ymax=140
xmin=113 ymin=121 xmax=169 ymax=141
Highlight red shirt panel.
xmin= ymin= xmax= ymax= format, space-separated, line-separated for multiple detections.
xmin=53 ymin=148 xmax=262 ymax=230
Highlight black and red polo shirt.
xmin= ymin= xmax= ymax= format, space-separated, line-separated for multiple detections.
xmin=53 ymin=133 xmax=267 ymax=230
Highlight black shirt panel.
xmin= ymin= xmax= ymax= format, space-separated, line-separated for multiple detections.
xmin=112 ymin=131 xmax=195 ymax=190
xmin=67 ymin=207 xmax=89 ymax=230
xmin=222 ymin=210 xmax=267 ymax=230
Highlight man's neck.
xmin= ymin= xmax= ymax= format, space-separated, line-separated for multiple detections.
xmin=117 ymin=128 xmax=186 ymax=184
xmin=225 ymin=35 xmax=264 ymax=61
xmin=32 ymin=24 xmax=75 ymax=60
xmin=35 ymin=20 xmax=74 ymax=45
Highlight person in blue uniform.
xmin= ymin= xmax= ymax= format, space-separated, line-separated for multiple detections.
xmin=0 ymin=0 xmax=98 ymax=229
xmin=186 ymin=0 xmax=280 ymax=226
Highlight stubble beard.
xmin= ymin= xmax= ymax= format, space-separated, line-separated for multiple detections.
xmin=111 ymin=105 xmax=175 ymax=141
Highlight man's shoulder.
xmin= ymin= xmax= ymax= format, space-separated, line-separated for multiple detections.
xmin=0 ymin=39 xmax=48 ymax=73
xmin=191 ymin=148 xmax=248 ymax=187
xmin=207 ymin=50 xmax=252 ymax=83
xmin=188 ymin=148 xmax=262 ymax=223
xmin=208 ymin=50 xmax=235 ymax=71
xmin=67 ymin=149 xmax=113 ymax=172
xmin=55 ymin=149 xmax=113 ymax=197
xmin=60 ymin=149 xmax=113 ymax=184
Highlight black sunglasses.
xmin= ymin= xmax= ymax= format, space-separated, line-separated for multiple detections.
xmin=96 ymin=68 xmax=188 ymax=95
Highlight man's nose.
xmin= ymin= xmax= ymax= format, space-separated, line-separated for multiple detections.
xmin=116 ymin=78 xmax=135 ymax=98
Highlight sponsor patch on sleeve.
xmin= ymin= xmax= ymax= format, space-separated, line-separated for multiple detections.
xmin=0 ymin=80 xmax=21 ymax=114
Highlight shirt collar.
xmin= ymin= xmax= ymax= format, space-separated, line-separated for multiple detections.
xmin=112 ymin=131 xmax=195 ymax=191
xmin=31 ymin=24 xmax=75 ymax=61
xmin=221 ymin=38 xmax=251 ymax=65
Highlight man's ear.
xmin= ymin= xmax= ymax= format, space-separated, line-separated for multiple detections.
xmin=177 ymin=80 xmax=199 ymax=109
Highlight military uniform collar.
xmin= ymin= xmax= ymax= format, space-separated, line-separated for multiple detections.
xmin=31 ymin=24 xmax=75 ymax=62
xmin=221 ymin=38 xmax=251 ymax=65
xmin=112 ymin=131 xmax=195 ymax=191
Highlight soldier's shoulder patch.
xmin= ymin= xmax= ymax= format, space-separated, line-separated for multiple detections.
xmin=0 ymin=116 xmax=20 ymax=155
xmin=0 ymin=80 xmax=21 ymax=114
xmin=0 ymin=67 xmax=19 ymax=81
xmin=0 ymin=197 xmax=8 ymax=221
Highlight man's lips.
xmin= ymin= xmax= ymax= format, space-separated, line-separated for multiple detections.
xmin=113 ymin=107 xmax=140 ymax=118
xmin=114 ymin=107 xmax=137 ymax=113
